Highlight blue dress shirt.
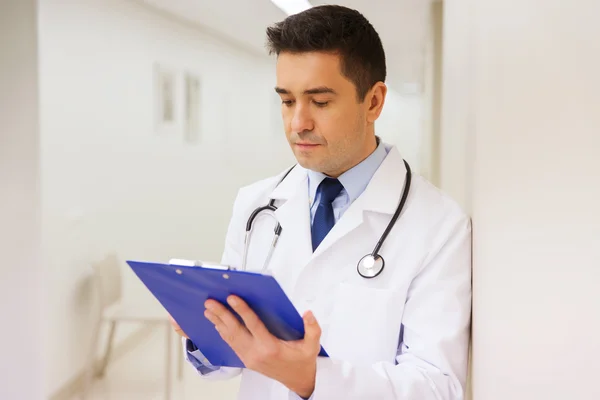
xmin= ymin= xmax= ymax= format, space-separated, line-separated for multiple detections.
xmin=185 ymin=137 xmax=390 ymax=382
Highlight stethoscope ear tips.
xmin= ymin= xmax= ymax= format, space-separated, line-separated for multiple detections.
xmin=357 ymin=254 xmax=385 ymax=279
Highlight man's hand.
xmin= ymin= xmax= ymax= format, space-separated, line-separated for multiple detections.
xmin=204 ymin=295 xmax=321 ymax=398
xmin=169 ymin=314 xmax=189 ymax=339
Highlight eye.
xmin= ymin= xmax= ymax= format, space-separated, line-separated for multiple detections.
xmin=313 ymin=100 xmax=329 ymax=108
xmin=281 ymin=100 xmax=294 ymax=107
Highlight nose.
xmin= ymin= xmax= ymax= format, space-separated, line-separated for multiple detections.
xmin=290 ymin=103 xmax=314 ymax=134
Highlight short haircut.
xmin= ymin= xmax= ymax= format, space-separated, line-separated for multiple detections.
xmin=266 ymin=5 xmax=387 ymax=101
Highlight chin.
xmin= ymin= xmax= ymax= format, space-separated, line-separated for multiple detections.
xmin=293 ymin=156 xmax=319 ymax=172
xmin=294 ymin=157 xmax=313 ymax=170
xmin=292 ymin=148 xmax=332 ymax=173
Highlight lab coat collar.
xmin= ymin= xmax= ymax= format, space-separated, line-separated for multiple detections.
xmin=269 ymin=163 xmax=308 ymax=201
xmin=269 ymin=164 xmax=314 ymax=274
xmin=358 ymin=145 xmax=408 ymax=215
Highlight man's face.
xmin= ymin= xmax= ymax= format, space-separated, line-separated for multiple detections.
xmin=275 ymin=52 xmax=382 ymax=177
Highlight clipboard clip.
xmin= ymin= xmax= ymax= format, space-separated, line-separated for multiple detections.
xmin=168 ymin=259 xmax=236 ymax=271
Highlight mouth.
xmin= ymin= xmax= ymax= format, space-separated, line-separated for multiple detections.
xmin=295 ymin=143 xmax=321 ymax=149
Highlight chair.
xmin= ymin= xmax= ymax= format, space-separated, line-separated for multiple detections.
xmin=82 ymin=253 xmax=183 ymax=400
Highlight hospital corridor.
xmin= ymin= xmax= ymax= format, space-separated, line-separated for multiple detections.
xmin=2 ymin=0 xmax=599 ymax=400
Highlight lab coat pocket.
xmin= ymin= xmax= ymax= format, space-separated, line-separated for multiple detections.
xmin=325 ymin=282 xmax=404 ymax=365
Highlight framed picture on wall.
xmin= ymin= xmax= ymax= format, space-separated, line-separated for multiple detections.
xmin=154 ymin=63 xmax=179 ymax=135
xmin=184 ymin=72 xmax=201 ymax=144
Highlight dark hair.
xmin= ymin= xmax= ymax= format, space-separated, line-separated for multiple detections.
xmin=266 ymin=5 xmax=386 ymax=101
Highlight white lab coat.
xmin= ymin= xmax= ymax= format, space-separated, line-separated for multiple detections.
xmin=185 ymin=146 xmax=472 ymax=400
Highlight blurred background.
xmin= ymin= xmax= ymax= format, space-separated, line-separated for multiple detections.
xmin=1 ymin=0 xmax=599 ymax=399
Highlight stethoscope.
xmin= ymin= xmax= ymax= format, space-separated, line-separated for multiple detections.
xmin=241 ymin=160 xmax=412 ymax=279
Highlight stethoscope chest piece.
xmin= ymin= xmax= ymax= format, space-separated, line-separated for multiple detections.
xmin=357 ymin=254 xmax=385 ymax=279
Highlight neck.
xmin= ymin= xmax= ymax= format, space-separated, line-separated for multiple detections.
xmin=359 ymin=135 xmax=378 ymax=164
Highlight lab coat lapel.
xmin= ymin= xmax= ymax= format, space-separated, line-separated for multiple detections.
xmin=310 ymin=146 xmax=407 ymax=260
xmin=269 ymin=166 xmax=313 ymax=278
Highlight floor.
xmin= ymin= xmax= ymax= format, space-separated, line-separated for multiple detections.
xmin=75 ymin=328 xmax=241 ymax=400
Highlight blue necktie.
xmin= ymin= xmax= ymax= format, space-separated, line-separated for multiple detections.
xmin=311 ymin=178 xmax=344 ymax=251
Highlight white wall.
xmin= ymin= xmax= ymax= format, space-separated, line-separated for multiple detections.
xmin=377 ymin=87 xmax=424 ymax=172
xmin=439 ymin=0 xmax=473 ymax=212
xmin=420 ymin=1 xmax=444 ymax=185
xmin=37 ymin=0 xmax=292 ymax=395
xmin=0 ymin=1 xmax=45 ymax=399
xmin=442 ymin=0 xmax=600 ymax=399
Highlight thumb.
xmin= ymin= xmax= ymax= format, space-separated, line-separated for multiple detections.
xmin=302 ymin=311 xmax=322 ymax=350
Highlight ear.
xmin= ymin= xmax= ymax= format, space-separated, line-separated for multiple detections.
xmin=366 ymin=82 xmax=387 ymax=124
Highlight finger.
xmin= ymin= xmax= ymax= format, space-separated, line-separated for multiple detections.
xmin=169 ymin=315 xmax=189 ymax=338
xmin=302 ymin=311 xmax=322 ymax=355
xmin=204 ymin=309 xmax=225 ymax=328
xmin=205 ymin=299 xmax=252 ymax=351
xmin=205 ymin=300 xmax=242 ymax=331
xmin=227 ymin=295 xmax=272 ymax=341
xmin=176 ymin=329 xmax=189 ymax=338
xmin=174 ymin=328 xmax=188 ymax=339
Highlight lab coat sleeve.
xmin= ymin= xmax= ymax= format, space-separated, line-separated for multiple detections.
xmin=306 ymin=215 xmax=472 ymax=400
xmin=181 ymin=188 xmax=249 ymax=380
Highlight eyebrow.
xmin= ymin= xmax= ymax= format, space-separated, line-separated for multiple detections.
xmin=274 ymin=86 xmax=337 ymax=95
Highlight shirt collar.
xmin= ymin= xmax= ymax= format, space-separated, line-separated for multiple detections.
xmin=307 ymin=137 xmax=389 ymax=205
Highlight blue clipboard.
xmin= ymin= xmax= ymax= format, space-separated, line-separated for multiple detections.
xmin=126 ymin=260 xmax=328 ymax=368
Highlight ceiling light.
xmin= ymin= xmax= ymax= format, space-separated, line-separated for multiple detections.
xmin=270 ymin=0 xmax=313 ymax=16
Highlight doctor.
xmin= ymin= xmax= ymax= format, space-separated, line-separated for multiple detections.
xmin=172 ymin=4 xmax=471 ymax=400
